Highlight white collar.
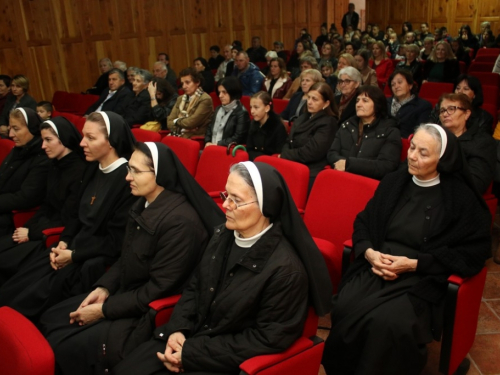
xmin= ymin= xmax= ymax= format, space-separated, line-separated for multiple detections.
xmin=99 ymin=157 xmax=127 ymax=174
xmin=234 ymin=223 xmax=274 ymax=248
xmin=412 ymin=174 xmax=440 ymax=187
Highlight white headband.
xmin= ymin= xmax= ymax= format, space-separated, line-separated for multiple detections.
xmin=97 ymin=111 xmax=111 ymax=136
xmin=43 ymin=120 xmax=59 ymax=137
xmin=18 ymin=108 xmax=28 ymax=125
xmin=240 ymin=161 xmax=263 ymax=213
xmin=426 ymin=123 xmax=447 ymax=158
xmin=144 ymin=142 xmax=158 ymax=177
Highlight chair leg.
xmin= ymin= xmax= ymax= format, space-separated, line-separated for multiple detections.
xmin=453 ymin=358 xmax=470 ymax=375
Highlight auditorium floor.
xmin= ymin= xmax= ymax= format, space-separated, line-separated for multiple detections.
xmin=316 ymin=219 xmax=500 ymax=375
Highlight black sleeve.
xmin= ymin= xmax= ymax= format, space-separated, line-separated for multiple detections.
xmin=217 ymin=108 xmax=251 ymax=146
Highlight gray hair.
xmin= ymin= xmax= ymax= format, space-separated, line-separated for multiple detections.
xmin=99 ymin=58 xmax=113 ymax=69
xmin=153 ymin=61 xmax=167 ymax=71
xmin=481 ymin=21 xmax=491 ymax=28
xmin=114 ymin=60 xmax=127 ymax=71
xmin=273 ymin=41 xmax=284 ymax=48
xmin=108 ymin=68 xmax=125 ymax=80
xmin=127 ymin=67 xmax=140 ymax=75
xmin=300 ymin=55 xmax=319 ymax=68
xmin=405 ymin=44 xmax=420 ymax=54
xmin=229 ymin=163 xmax=256 ymax=194
xmin=414 ymin=124 xmax=442 ymax=156
xmin=265 ymin=51 xmax=278 ymax=59
xmin=339 ymin=66 xmax=362 ymax=83
xmin=135 ymin=69 xmax=153 ymax=84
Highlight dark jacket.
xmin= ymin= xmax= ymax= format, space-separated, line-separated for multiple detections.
xmin=281 ymin=110 xmax=338 ymax=180
xmin=150 ymin=94 xmax=179 ymax=130
xmin=281 ymin=91 xmax=306 ymax=122
xmin=208 ymin=55 xmax=225 ymax=70
xmin=232 ymin=63 xmax=265 ymax=96
xmin=387 ymin=96 xmax=432 ymax=138
xmin=84 ymin=85 xmax=134 ymax=116
xmin=200 ymin=70 xmax=215 ymax=93
xmin=24 ymin=152 xmax=86 ymax=240
xmin=341 ymin=11 xmax=360 ymax=32
xmin=247 ymin=112 xmax=288 ymax=160
xmin=166 ymin=68 xmax=177 ymax=89
xmin=342 ymin=169 xmax=491 ymax=305
xmin=87 ymin=72 xmax=109 ymax=96
xmin=155 ymin=223 xmax=308 ymax=373
xmin=423 ymin=59 xmax=460 ymax=83
xmin=122 ymin=89 xmax=152 ymax=127
xmin=327 ymin=116 xmax=401 ymax=180
xmin=458 ymin=125 xmax=496 ymax=194
xmin=336 ymin=94 xmax=357 ymax=125
xmin=396 ymin=60 xmax=423 ymax=87
xmin=246 ymin=46 xmax=268 ymax=63
xmin=204 ymin=101 xmax=250 ymax=146
xmin=0 ymin=94 xmax=37 ymax=125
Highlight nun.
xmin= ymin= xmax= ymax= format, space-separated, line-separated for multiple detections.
xmin=0 ymin=116 xmax=86 ymax=284
xmin=322 ymin=124 xmax=491 ymax=375
xmin=112 ymin=161 xmax=332 ymax=375
xmin=0 ymin=107 xmax=51 ymax=236
xmin=40 ymin=142 xmax=225 ymax=374
xmin=0 ymin=111 xmax=137 ymax=321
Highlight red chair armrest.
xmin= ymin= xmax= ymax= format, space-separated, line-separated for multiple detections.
xmin=149 ymin=294 xmax=182 ymax=327
xmin=12 ymin=207 xmax=39 ymax=228
xmin=42 ymin=227 xmax=65 ymax=247
xmin=239 ymin=337 xmax=314 ymax=374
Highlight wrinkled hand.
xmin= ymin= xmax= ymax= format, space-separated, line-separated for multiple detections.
xmin=365 ymin=249 xmax=417 ymax=281
xmin=50 ymin=247 xmax=73 ymax=270
xmin=69 ymin=304 xmax=104 ymax=326
xmin=12 ymin=227 xmax=29 ymax=243
xmin=157 ymin=332 xmax=186 ymax=372
xmin=334 ymin=159 xmax=346 ymax=171
xmin=50 ymin=241 xmax=68 ymax=270
xmin=148 ymin=81 xmax=157 ymax=97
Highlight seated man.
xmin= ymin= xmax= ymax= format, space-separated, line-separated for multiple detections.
xmin=214 ymin=45 xmax=233 ymax=82
xmin=246 ymin=36 xmax=268 ymax=63
xmin=232 ymin=51 xmax=265 ymax=96
xmin=84 ymin=68 xmax=133 ymax=116
xmin=208 ymin=45 xmax=225 ymax=70
xmin=158 ymin=53 xmax=178 ymax=88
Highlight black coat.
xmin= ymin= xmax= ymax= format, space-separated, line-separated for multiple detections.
xmin=0 ymin=94 xmax=37 ymax=125
xmin=150 ymin=94 xmax=179 ymax=130
xmin=281 ymin=110 xmax=338 ymax=180
xmin=327 ymin=116 xmax=401 ymax=180
xmin=336 ymin=95 xmax=357 ymax=125
xmin=84 ymin=85 xmax=134 ymax=116
xmin=87 ymin=72 xmax=109 ymax=95
xmin=387 ymin=96 xmax=433 ymax=138
xmin=200 ymin=70 xmax=215 ymax=93
xmin=341 ymin=11 xmax=360 ymax=32
xmin=396 ymin=60 xmax=423 ymax=87
xmin=247 ymin=112 xmax=288 ymax=160
xmin=155 ymin=223 xmax=308 ymax=373
xmin=24 ymin=152 xmax=86 ymax=240
xmin=122 ymin=89 xmax=152 ymax=127
xmin=280 ymin=91 xmax=306 ymax=122
xmin=423 ymin=59 xmax=460 ymax=83
xmin=204 ymin=102 xmax=250 ymax=146
xmin=246 ymin=46 xmax=268 ymax=63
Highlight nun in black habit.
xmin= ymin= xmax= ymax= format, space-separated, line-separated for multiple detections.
xmin=0 ymin=107 xmax=51 ymax=236
xmin=322 ymin=124 xmax=491 ymax=375
xmin=39 ymin=142 xmax=226 ymax=374
xmin=112 ymin=161 xmax=332 ymax=375
xmin=0 ymin=111 xmax=137 ymax=321
xmin=0 ymin=116 xmax=86 ymax=284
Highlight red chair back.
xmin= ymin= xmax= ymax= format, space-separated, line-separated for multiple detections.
xmin=75 ymin=94 xmax=99 ymax=116
xmin=131 ymin=128 xmax=162 ymax=142
xmin=468 ymin=72 xmax=500 ymax=89
xmin=161 ymin=136 xmax=200 ymax=176
xmin=255 ymin=62 xmax=267 ymax=71
xmin=419 ymin=82 xmax=454 ymax=102
xmin=468 ymin=62 xmax=495 ymax=73
xmin=481 ymin=85 xmax=498 ymax=106
xmin=210 ymin=91 xmax=221 ymax=109
xmin=474 ymin=55 xmax=499 ymax=63
xmin=384 ymin=83 xmax=393 ymax=97
xmin=458 ymin=61 xmax=466 ymax=74
xmin=195 ymin=146 xmax=249 ymax=197
xmin=303 ymin=169 xmax=379 ymax=290
xmin=254 ymin=155 xmax=309 ymax=214
xmin=51 ymin=91 xmax=71 ymax=112
xmin=475 ymin=48 xmax=500 ymax=57
xmin=482 ymin=103 xmax=498 ymax=127
xmin=0 ymin=306 xmax=55 ymax=375
xmin=0 ymin=139 xmax=14 ymax=164
xmin=240 ymin=96 xmax=251 ymax=113
xmin=400 ymin=138 xmax=410 ymax=162
xmin=272 ymin=98 xmax=289 ymax=115
xmin=53 ymin=112 xmax=86 ymax=135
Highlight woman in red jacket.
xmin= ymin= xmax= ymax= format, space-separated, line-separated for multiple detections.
xmin=370 ymin=41 xmax=394 ymax=89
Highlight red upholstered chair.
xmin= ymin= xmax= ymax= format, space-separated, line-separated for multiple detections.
xmin=468 ymin=62 xmax=495 ymax=73
xmin=481 ymin=85 xmax=498 ymax=107
xmin=51 ymin=91 xmax=71 ymax=112
xmin=254 ymin=155 xmax=309 ymax=215
xmin=12 ymin=207 xmax=39 ymax=228
xmin=475 ymin=48 xmax=500 ymax=57
xmin=272 ymin=98 xmax=289 ymax=115
xmin=255 ymin=62 xmax=268 ymax=71
xmin=195 ymin=145 xmax=249 ymax=200
xmin=75 ymin=94 xmax=99 ymax=116
xmin=474 ymin=55 xmax=499 ymax=64
xmin=469 ymin=72 xmax=500 ymax=90
xmin=241 ymin=96 xmax=251 ymax=113
xmin=42 ymin=227 xmax=65 ymax=247
xmin=0 ymin=138 xmax=14 ymax=164
xmin=458 ymin=61 xmax=466 ymax=74
xmin=210 ymin=91 xmax=222 ymax=109
xmin=131 ymin=128 xmax=162 ymax=142
xmin=0 ymin=306 xmax=55 ymax=375
xmin=54 ymin=111 xmax=86 ymax=135
xmin=303 ymin=169 xmax=379 ymax=290
xmin=161 ymin=136 xmax=200 ymax=176
xmin=419 ymin=82 xmax=454 ymax=103
xmin=400 ymin=137 xmax=410 ymax=162
xmin=149 ymin=294 xmax=182 ymax=327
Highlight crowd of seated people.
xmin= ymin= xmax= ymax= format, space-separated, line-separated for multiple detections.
xmin=0 ymin=16 xmax=498 ymax=374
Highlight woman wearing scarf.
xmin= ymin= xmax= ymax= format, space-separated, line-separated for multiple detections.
xmin=204 ymin=76 xmax=250 ymax=147
xmin=167 ymin=67 xmax=213 ymax=138
xmin=0 ymin=111 xmax=137 ymax=321
xmin=40 ymin=142 xmax=225 ymax=374
xmin=0 ymin=107 xmax=50 ymax=236
xmin=0 ymin=116 xmax=86 ymax=284
xmin=112 ymin=161 xmax=332 ymax=375
xmin=322 ymin=124 xmax=491 ymax=375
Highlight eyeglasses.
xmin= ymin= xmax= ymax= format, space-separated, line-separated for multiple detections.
xmin=126 ymin=165 xmax=155 ymax=177
xmin=220 ymin=191 xmax=257 ymax=210
xmin=338 ymin=79 xmax=354 ymax=85
xmin=438 ymin=106 xmax=466 ymax=116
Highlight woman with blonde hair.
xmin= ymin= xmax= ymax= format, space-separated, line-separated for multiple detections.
xmin=281 ymin=69 xmax=324 ymax=122
xmin=422 ymin=41 xmax=460 ymax=84
xmin=370 ymin=41 xmax=394 ymax=89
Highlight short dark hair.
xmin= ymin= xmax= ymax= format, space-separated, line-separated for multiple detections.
xmin=217 ymin=76 xmax=242 ymax=101
xmin=232 ymin=40 xmax=243 ymax=49
xmin=158 ymin=53 xmax=169 ymax=61
xmin=108 ymin=68 xmax=125 ymax=80
xmin=454 ymin=74 xmax=484 ymax=107
xmin=210 ymin=45 xmax=220 ymax=53
xmin=179 ymin=67 xmax=203 ymax=85
xmin=37 ymin=101 xmax=53 ymax=112
xmin=356 ymin=85 xmax=388 ymax=119
xmin=152 ymin=77 xmax=177 ymax=104
xmin=388 ymin=69 xmax=418 ymax=96
xmin=194 ymin=57 xmax=209 ymax=69
xmin=0 ymin=75 xmax=11 ymax=87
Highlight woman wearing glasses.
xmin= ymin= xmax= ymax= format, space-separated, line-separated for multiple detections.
xmin=335 ymin=67 xmax=362 ymax=125
xmin=111 ymin=161 xmax=332 ymax=375
xmin=438 ymin=93 xmax=495 ymax=194
xmin=40 ymin=142 xmax=224 ymax=375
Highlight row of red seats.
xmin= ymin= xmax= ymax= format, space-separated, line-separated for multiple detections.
xmin=51 ymin=91 xmax=99 ymax=116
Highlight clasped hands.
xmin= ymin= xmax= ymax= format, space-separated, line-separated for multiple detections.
xmin=364 ymin=248 xmax=417 ymax=281
xmin=49 ymin=241 xmax=73 ymax=270
xmin=12 ymin=227 xmax=29 ymax=243
xmin=157 ymin=331 xmax=185 ymax=373
xmin=69 ymin=287 xmax=109 ymax=326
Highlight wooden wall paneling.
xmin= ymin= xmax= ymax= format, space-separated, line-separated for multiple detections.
xmin=281 ymin=0 xmax=297 ymax=50
xmin=366 ymin=0 xmax=387 ymax=29
xmin=231 ymin=0 xmax=250 ymax=49
xmin=478 ymin=0 xmax=500 ymax=34
xmin=0 ymin=2 xmax=17 ymax=50
xmin=308 ymin=0 xmax=326 ymax=40
xmin=387 ymin=0 xmax=407 ymax=35
xmin=210 ymin=0 xmax=232 ymax=52
xmin=166 ymin=0 xmax=190 ymax=71
xmin=248 ymin=0 xmax=265 ymax=46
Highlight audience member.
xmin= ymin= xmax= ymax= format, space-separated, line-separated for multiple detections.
xmin=123 ymin=69 xmax=154 ymax=127
xmin=335 ymin=67 xmax=362 ymax=124
xmin=354 ymin=51 xmax=378 ymax=87
xmin=459 ymin=25 xmax=480 ymax=58
xmin=281 ymin=82 xmax=339 ymax=189
xmin=273 ymin=41 xmax=288 ymax=62
xmin=478 ymin=21 xmax=491 ymax=45
xmin=328 ymin=85 xmax=401 ymax=179
xmin=86 ymin=58 xmax=112 ymax=95
xmin=261 ymin=58 xmax=292 ymax=99
xmin=331 ymin=35 xmax=346 ymax=58
xmin=422 ymin=41 xmax=460 ymax=84
xmin=439 ymin=27 xmax=453 ymax=43
xmin=214 ymin=44 xmax=234 ymax=82
xmin=193 ymin=57 xmax=215 ymax=93
xmin=400 ymin=22 xmax=413 ymax=42
xmin=281 ymin=69 xmax=324 ymax=122
xmin=387 ymin=70 xmax=432 ymax=138
xmin=493 ymin=54 xmax=500 ymax=74
xmin=208 ymin=45 xmax=225 ymax=70
xmin=371 ymin=25 xmax=385 ymax=41
xmin=85 ymin=68 xmax=134 ymax=116
xmin=167 ymin=67 xmax=213 ymax=138
xmin=246 ymin=36 xmax=268 ymax=63
xmin=36 ymin=101 xmax=53 ymax=121
xmin=246 ymin=91 xmax=288 ymax=160
xmin=0 ymin=75 xmax=37 ymax=136
xmin=387 ymin=32 xmax=400 ymax=58
xmin=261 ymin=51 xmax=278 ymax=76
xmin=113 ymin=60 xmax=127 ymax=73
xmin=126 ymin=67 xmax=138 ymax=90
xmin=334 ymin=53 xmax=356 ymax=77
xmin=404 ymin=32 xmax=421 ymax=47
xmin=316 ymin=23 xmax=330 ymax=49
xmin=0 ymin=75 xmax=12 ymax=116
xmin=321 ymin=62 xmax=339 ymax=93
xmin=450 ymin=38 xmax=471 ymax=69
xmin=283 ymin=56 xmax=318 ymax=99
xmin=231 ymin=51 xmax=265 ymax=96
xmin=420 ymin=37 xmax=434 ymax=61
xmin=420 ymin=22 xmax=431 ymax=40
xmin=157 ymin=53 xmax=177 ymax=88
xmin=288 ymin=39 xmax=314 ymax=78
xmin=396 ymin=44 xmax=423 ymax=87
xmin=370 ymin=41 xmax=395 ymax=88
xmin=344 ymin=42 xmax=358 ymax=56
xmin=341 ymin=3 xmax=359 ymax=34
xmin=147 ymin=78 xmax=179 ymax=130
xmin=318 ymin=42 xmax=338 ymax=70
xmin=480 ymin=30 xmax=496 ymax=48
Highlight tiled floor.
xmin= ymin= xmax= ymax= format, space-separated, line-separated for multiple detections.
xmin=316 ymin=219 xmax=500 ymax=375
